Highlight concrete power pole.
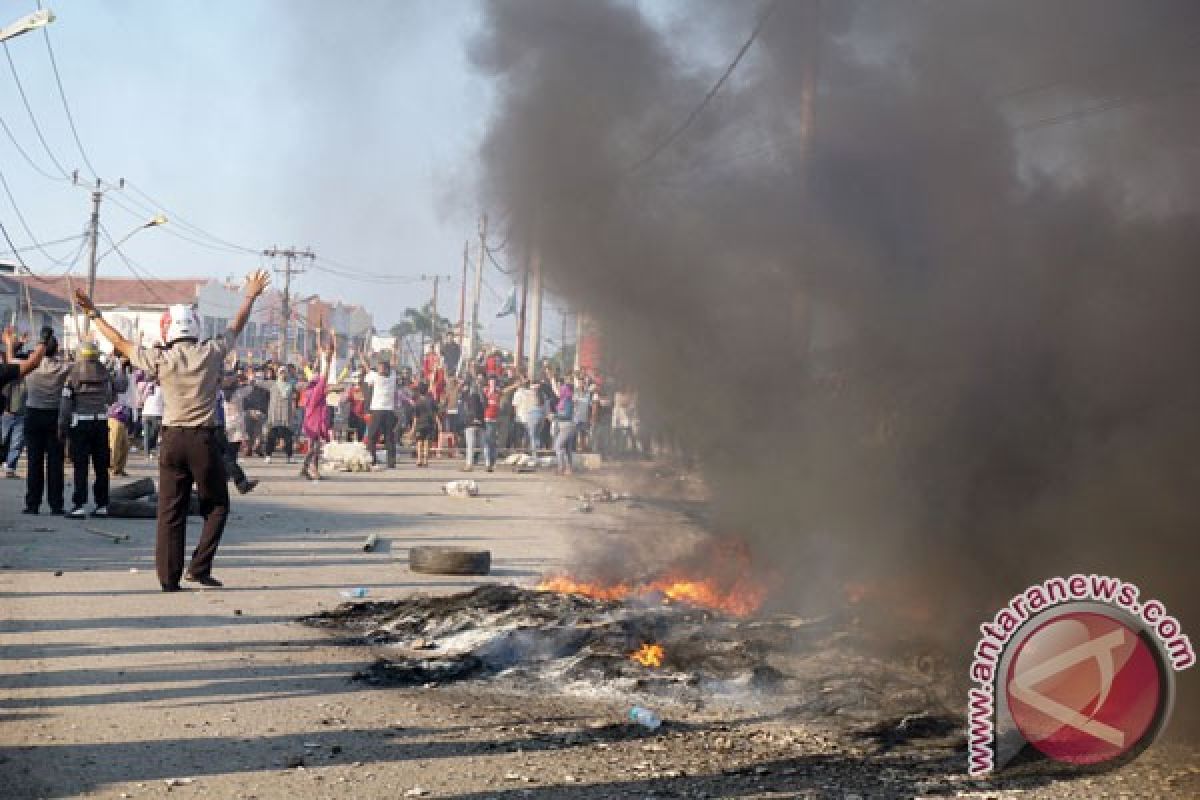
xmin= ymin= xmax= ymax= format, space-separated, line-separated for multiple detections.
xmin=466 ymin=214 xmax=487 ymax=371
xmin=78 ymin=176 xmax=115 ymax=335
xmin=263 ymin=246 xmax=315 ymax=364
xmin=515 ymin=252 xmax=529 ymax=374
xmin=458 ymin=240 xmax=468 ymax=345
xmin=527 ymin=247 xmax=543 ymax=373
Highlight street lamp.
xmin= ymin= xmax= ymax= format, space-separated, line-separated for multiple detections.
xmin=96 ymin=214 xmax=167 ymax=262
xmin=0 ymin=9 xmax=55 ymax=44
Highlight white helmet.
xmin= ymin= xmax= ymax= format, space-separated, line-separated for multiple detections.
xmin=160 ymin=304 xmax=202 ymax=344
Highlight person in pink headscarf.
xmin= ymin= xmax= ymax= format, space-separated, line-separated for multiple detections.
xmin=300 ymin=329 xmax=335 ymax=482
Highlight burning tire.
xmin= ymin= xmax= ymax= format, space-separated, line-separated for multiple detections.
xmin=407 ymin=546 xmax=491 ymax=576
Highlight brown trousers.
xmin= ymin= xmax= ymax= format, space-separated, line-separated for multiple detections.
xmin=108 ymin=418 xmax=129 ymax=475
xmin=156 ymin=427 xmax=229 ymax=588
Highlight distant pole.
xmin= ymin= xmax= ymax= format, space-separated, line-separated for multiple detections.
xmin=466 ymin=214 xmax=487 ymax=370
xmin=528 ymin=248 xmax=543 ymax=373
xmin=430 ymin=274 xmax=440 ymax=343
xmin=264 ymin=245 xmax=315 ymax=364
xmin=458 ymin=239 xmax=468 ymax=344
xmin=574 ymin=311 xmax=584 ymax=372
xmin=515 ymin=252 xmax=529 ymax=374
xmin=82 ymin=183 xmax=102 ymax=334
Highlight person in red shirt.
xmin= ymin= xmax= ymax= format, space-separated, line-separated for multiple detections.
xmin=344 ymin=382 xmax=366 ymax=442
xmin=485 ymin=350 xmax=501 ymax=378
xmin=482 ymin=375 xmax=500 ymax=471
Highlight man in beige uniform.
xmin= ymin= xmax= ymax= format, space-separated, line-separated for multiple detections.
xmin=74 ymin=271 xmax=270 ymax=591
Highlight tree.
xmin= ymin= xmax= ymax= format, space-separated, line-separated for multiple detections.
xmin=392 ymin=302 xmax=452 ymax=341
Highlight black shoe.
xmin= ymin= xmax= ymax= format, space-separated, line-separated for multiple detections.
xmin=161 ymin=583 xmax=182 ymax=592
xmin=21 ymin=507 xmax=38 ymax=515
xmin=236 ymin=479 xmax=259 ymax=495
xmin=184 ymin=574 xmax=224 ymax=588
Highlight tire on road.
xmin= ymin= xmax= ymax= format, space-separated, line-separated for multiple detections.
xmin=107 ymin=498 xmax=158 ymax=519
xmin=407 ymin=546 xmax=491 ymax=576
xmin=109 ymin=478 xmax=156 ymax=502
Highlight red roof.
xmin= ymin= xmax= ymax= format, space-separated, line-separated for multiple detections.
xmin=34 ymin=275 xmax=208 ymax=308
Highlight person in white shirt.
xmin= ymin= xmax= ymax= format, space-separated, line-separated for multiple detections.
xmin=140 ymin=377 xmax=164 ymax=457
xmin=512 ymin=377 xmax=542 ymax=458
xmin=362 ymin=357 xmax=399 ymax=468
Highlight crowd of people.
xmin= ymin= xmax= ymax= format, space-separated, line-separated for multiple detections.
xmin=2 ymin=274 xmax=656 ymax=592
xmin=2 ymin=316 xmax=656 ymax=519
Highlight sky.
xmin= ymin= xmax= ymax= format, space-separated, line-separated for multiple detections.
xmin=0 ymin=0 xmax=549 ymax=346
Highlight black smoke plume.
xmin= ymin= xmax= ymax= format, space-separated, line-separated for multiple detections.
xmin=471 ymin=0 xmax=1200 ymax=729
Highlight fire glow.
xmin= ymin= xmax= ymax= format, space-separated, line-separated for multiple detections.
xmin=536 ymin=573 xmax=766 ymax=617
xmin=630 ymin=643 xmax=665 ymax=668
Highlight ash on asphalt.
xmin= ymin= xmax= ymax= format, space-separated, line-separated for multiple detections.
xmin=301 ymin=583 xmax=964 ymax=748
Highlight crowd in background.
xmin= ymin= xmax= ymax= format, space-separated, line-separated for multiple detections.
xmin=1 ymin=326 xmax=653 ymax=508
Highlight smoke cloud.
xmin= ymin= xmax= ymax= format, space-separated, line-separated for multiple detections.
xmin=470 ymin=0 xmax=1200 ymax=727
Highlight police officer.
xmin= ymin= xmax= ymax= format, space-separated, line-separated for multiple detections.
xmin=73 ymin=271 xmax=271 ymax=592
xmin=59 ymin=342 xmax=126 ymax=518
xmin=21 ymin=327 xmax=68 ymax=515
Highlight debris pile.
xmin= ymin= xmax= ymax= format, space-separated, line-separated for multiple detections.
xmin=442 ymin=480 xmax=480 ymax=498
xmin=304 ymin=584 xmax=961 ymax=741
xmin=323 ymin=441 xmax=374 ymax=472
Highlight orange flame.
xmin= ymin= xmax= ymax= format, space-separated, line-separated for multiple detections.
xmin=538 ymin=539 xmax=769 ymax=617
xmin=630 ymin=643 xmax=665 ymax=668
xmin=536 ymin=576 xmax=634 ymax=603
xmin=538 ymin=570 xmax=766 ymax=616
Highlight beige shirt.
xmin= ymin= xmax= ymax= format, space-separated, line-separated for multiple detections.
xmin=128 ymin=337 xmax=230 ymax=428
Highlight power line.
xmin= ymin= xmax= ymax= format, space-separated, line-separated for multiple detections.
xmin=0 ymin=108 xmax=66 ymax=182
xmin=98 ymin=223 xmax=170 ymax=305
xmin=0 ymin=166 xmax=81 ymax=267
xmin=0 ymin=231 xmax=86 ymax=257
xmin=628 ymin=0 xmax=782 ymax=173
xmin=38 ymin=20 xmax=101 ymax=179
xmin=123 ymin=180 xmax=260 ymax=254
xmin=2 ymin=42 xmax=71 ymax=179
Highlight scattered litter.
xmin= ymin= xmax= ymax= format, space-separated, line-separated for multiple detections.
xmin=340 ymin=588 xmax=369 ymax=599
xmin=324 ymin=441 xmax=373 ymax=472
xmin=629 ymin=706 xmax=662 ymax=731
xmin=505 ymin=453 xmax=538 ymax=471
xmin=362 ymin=533 xmax=380 ymax=552
xmin=82 ymin=527 xmax=130 ymax=543
xmin=578 ymin=488 xmax=629 ymax=503
xmin=442 ymin=479 xmax=480 ymax=498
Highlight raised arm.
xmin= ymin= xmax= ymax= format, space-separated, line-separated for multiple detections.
xmin=3 ymin=327 xmax=46 ymax=377
xmin=228 ymin=270 xmax=271 ymax=342
xmin=72 ymin=291 xmax=137 ymax=359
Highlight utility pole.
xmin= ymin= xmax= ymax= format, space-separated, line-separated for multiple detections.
xmin=560 ymin=307 xmax=568 ymax=371
xmin=528 ymin=247 xmax=543 ymax=374
xmin=515 ymin=252 xmax=529 ymax=374
xmin=466 ymin=213 xmax=487 ymax=371
xmin=430 ymin=275 xmax=441 ymax=342
xmin=76 ymin=175 xmax=123 ymax=334
xmin=263 ymin=245 xmax=315 ymax=364
xmin=458 ymin=240 xmax=468 ymax=346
